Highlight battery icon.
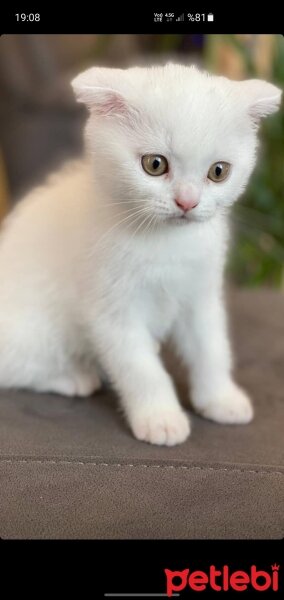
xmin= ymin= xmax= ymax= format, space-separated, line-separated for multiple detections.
xmin=207 ymin=13 xmax=214 ymax=21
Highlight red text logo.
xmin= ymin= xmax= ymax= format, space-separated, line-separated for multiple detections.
xmin=165 ymin=564 xmax=280 ymax=595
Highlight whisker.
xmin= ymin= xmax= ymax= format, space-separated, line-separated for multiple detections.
xmin=97 ymin=200 xmax=149 ymax=207
xmin=93 ymin=207 xmax=154 ymax=252
xmin=95 ymin=206 xmax=152 ymax=219
xmin=143 ymin=213 xmax=157 ymax=237
xmin=127 ymin=212 xmax=153 ymax=243
xmin=124 ymin=209 xmax=157 ymax=243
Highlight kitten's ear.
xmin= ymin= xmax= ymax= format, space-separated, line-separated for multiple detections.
xmin=239 ymin=79 xmax=282 ymax=122
xmin=71 ymin=67 xmax=131 ymax=117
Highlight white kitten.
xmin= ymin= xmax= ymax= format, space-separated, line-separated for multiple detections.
xmin=0 ymin=64 xmax=281 ymax=445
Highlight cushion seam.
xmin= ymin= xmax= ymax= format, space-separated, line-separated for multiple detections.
xmin=0 ymin=458 xmax=283 ymax=475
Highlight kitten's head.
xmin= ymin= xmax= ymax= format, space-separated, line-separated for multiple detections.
xmin=72 ymin=64 xmax=282 ymax=227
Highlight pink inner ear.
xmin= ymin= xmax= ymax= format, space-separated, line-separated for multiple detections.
xmin=95 ymin=91 xmax=128 ymax=117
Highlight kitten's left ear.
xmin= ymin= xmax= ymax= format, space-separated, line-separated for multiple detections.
xmin=238 ymin=79 xmax=282 ymax=122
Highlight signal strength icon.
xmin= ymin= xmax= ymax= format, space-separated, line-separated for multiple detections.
xmin=176 ymin=13 xmax=184 ymax=21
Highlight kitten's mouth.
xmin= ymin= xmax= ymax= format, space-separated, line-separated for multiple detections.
xmin=157 ymin=211 xmax=204 ymax=225
xmin=166 ymin=214 xmax=193 ymax=224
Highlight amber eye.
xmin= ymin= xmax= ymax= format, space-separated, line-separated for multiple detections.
xmin=207 ymin=162 xmax=231 ymax=182
xmin=141 ymin=154 xmax=168 ymax=176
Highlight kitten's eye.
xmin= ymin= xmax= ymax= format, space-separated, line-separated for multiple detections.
xmin=141 ymin=154 xmax=168 ymax=176
xmin=207 ymin=162 xmax=230 ymax=183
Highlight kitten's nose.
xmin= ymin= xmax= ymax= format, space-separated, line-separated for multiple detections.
xmin=175 ymin=197 xmax=198 ymax=212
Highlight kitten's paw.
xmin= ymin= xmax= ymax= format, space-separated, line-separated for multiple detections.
xmin=195 ymin=383 xmax=253 ymax=425
xmin=130 ymin=407 xmax=191 ymax=446
xmin=43 ymin=371 xmax=101 ymax=397
xmin=73 ymin=371 xmax=102 ymax=397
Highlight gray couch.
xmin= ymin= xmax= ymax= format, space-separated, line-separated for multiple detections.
xmin=0 ymin=289 xmax=283 ymax=539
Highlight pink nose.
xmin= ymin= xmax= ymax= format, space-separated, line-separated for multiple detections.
xmin=175 ymin=197 xmax=198 ymax=212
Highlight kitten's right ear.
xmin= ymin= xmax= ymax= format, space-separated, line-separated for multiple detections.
xmin=237 ymin=79 xmax=282 ymax=123
xmin=71 ymin=67 xmax=131 ymax=117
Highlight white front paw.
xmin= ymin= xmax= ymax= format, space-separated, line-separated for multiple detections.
xmin=194 ymin=382 xmax=254 ymax=425
xmin=129 ymin=406 xmax=191 ymax=446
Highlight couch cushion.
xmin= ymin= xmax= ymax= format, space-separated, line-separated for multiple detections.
xmin=0 ymin=289 xmax=283 ymax=538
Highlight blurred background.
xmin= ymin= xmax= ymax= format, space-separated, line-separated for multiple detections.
xmin=0 ymin=34 xmax=283 ymax=287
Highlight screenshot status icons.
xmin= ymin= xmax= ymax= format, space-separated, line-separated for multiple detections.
xmin=153 ymin=13 xmax=214 ymax=22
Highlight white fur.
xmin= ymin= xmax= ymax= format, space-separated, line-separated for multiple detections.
xmin=0 ymin=64 xmax=281 ymax=445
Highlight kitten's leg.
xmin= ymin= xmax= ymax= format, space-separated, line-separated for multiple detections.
xmin=0 ymin=314 xmax=101 ymax=397
xmin=93 ymin=323 xmax=190 ymax=446
xmin=0 ymin=362 xmax=101 ymax=397
xmin=173 ymin=294 xmax=253 ymax=424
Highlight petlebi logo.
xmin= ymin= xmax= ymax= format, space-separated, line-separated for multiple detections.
xmin=165 ymin=563 xmax=280 ymax=595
